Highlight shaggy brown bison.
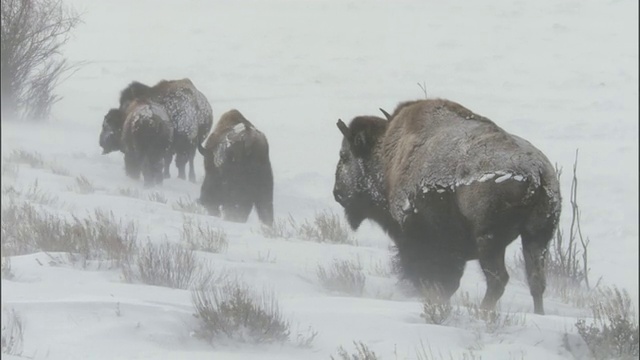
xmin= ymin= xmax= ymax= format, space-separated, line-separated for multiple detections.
xmin=198 ymin=109 xmax=274 ymax=226
xmin=99 ymin=99 xmax=173 ymax=187
xmin=333 ymin=99 xmax=561 ymax=315
xmin=118 ymin=78 xmax=213 ymax=182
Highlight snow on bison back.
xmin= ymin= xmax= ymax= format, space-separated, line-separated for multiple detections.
xmin=333 ymin=99 xmax=561 ymax=315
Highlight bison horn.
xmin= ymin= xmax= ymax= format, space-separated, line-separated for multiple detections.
xmin=379 ymin=108 xmax=392 ymax=121
xmin=337 ymin=119 xmax=351 ymax=139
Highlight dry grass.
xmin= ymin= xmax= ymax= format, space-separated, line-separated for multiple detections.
xmin=123 ymin=242 xmax=202 ymax=289
xmin=4 ymin=149 xmax=44 ymax=168
xmin=1 ymin=257 xmax=13 ymax=280
xmin=1 ymin=202 xmax=137 ymax=268
xmin=192 ymin=280 xmax=292 ymax=344
xmin=71 ymin=175 xmax=96 ymax=194
xmin=2 ymin=181 xmax=59 ymax=206
xmin=317 ymin=258 xmax=366 ymax=296
xmin=147 ymin=191 xmax=168 ymax=204
xmin=172 ymin=196 xmax=207 ymax=215
xmin=181 ymin=216 xmax=228 ymax=253
xmin=331 ymin=341 xmax=379 ymax=360
xmin=1 ymin=163 xmax=19 ymax=178
xmin=260 ymin=215 xmax=297 ymax=239
xmin=117 ymin=187 xmax=141 ymax=199
xmin=49 ymin=163 xmax=70 ymax=176
xmin=1 ymin=308 xmax=24 ymax=356
xmin=261 ymin=211 xmax=355 ymax=245
xmin=575 ymin=286 xmax=639 ymax=360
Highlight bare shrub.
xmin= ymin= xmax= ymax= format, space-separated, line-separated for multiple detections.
xmin=3 ymin=149 xmax=44 ymax=168
xmin=1 ymin=0 xmax=81 ymax=121
xmin=192 ymin=280 xmax=291 ymax=344
xmin=181 ymin=216 xmax=228 ymax=253
xmin=1 ymin=308 xmax=24 ymax=356
xmin=3 ymin=180 xmax=59 ymax=206
xmin=317 ymin=258 xmax=366 ymax=296
xmin=1 ymin=256 xmax=14 ymax=280
xmin=260 ymin=215 xmax=297 ymax=239
xmin=368 ymin=258 xmax=393 ymax=278
xmin=147 ymin=191 xmax=167 ymax=204
xmin=117 ymin=187 xmax=141 ymax=199
xmin=415 ymin=339 xmax=483 ymax=360
xmin=48 ymin=163 xmax=70 ymax=176
xmin=298 ymin=211 xmax=355 ymax=244
xmin=71 ymin=175 xmax=95 ymax=194
xmin=261 ymin=212 xmax=355 ymax=245
xmin=1 ymin=203 xmax=137 ymax=267
xmin=331 ymin=341 xmax=379 ymax=360
xmin=1 ymin=163 xmax=19 ymax=178
xmin=122 ymin=242 xmax=199 ymax=289
xmin=172 ymin=196 xmax=206 ymax=215
xmin=421 ymin=294 xmax=453 ymax=325
xmin=575 ymin=286 xmax=639 ymax=360
xmin=417 ymin=81 xmax=428 ymax=99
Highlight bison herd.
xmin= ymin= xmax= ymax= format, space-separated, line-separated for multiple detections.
xmin=99 ymin=78 xmax=561 ymax=315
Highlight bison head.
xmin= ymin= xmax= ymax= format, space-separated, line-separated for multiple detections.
xmin=333 ymin=116 xmax=388 ymax=230
xmin=99 ymin=109 xmax=125 ymax=154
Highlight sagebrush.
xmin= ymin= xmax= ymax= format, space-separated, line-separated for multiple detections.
xmin=317 ymin=258 xmax=366 ymax=296
xmin=192 ymin=280 xmax=291 ymax=344
xmin=575 ymin=286 xmax=639 ymax=360
xmin=1 ymin=202 xmax=137 ymax=267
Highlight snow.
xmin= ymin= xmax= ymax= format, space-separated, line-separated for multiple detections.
xmin=1 ymin=0 xmax=638 ymax=359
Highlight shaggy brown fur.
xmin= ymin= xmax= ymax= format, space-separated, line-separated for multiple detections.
xmin=99 ymin=99 xmax=173 ymax=187
xmin=118 ymin=78 xmax=213 ymax=182
xmin=334 ymin=98 xmax=561 ymax=315
xmin=198 ymin=109 xmax=273 ymax=226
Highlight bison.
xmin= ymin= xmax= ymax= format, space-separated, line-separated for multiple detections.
xmin=99 ymin=99 xmax=173 ymax=187
xmin=198 ymin=109 xmax=274 ymax=226
xmin=118 ymin=78 xmax=213 ymax=182
xmin=333 ymin=99 xmax=561 ymax=315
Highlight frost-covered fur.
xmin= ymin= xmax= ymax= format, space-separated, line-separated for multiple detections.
xmin=199 ymin=109 xmax=274 ymax=226
xmin=118 ymin=78 xmax=213 ymax=182
xmin=333 ymin=98 xmax=561 ymax=315
xmin=99 ymin=100 xmax=173 ymax=187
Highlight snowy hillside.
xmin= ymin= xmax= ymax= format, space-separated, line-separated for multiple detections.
xmin=1 ymin=0 xmax=638 ymax=359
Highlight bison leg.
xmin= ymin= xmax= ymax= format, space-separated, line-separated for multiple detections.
xmin=396 ymin=242 xmax=465 ymax=301
xmin=254 ymin=163 xmax=274 ymax=227
xmin=164 ymin=152 xmax=173 ymax=178
xmin=187 ymin=147 xmax=196 ymax=183
xmin=521 ymin=233 xmax=550 ymax=315
xmin=124 ymin=152 xmax=141 ymax=180
xmin=478 ymin=236 xmax=509 ymax=311
xmin=175 ymin=151 xmax=187 ymax=180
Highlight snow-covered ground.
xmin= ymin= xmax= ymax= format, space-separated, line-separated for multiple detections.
xmin=1 ymin=0 xmax=637 ymax=359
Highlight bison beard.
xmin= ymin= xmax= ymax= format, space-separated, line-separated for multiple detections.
xmin=333 ymin=99 xmax=561 ymax=315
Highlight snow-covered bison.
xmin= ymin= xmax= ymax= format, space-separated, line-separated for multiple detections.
xmin=198 ymin=109 xmax=274 ymax=226
xmin=99 ymin=99 xmax=173 ymax=187
xmin=118 ymin=78 xmax=213 ymax=182
xmin=333 ymin=99 xmax=561 ymax=315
